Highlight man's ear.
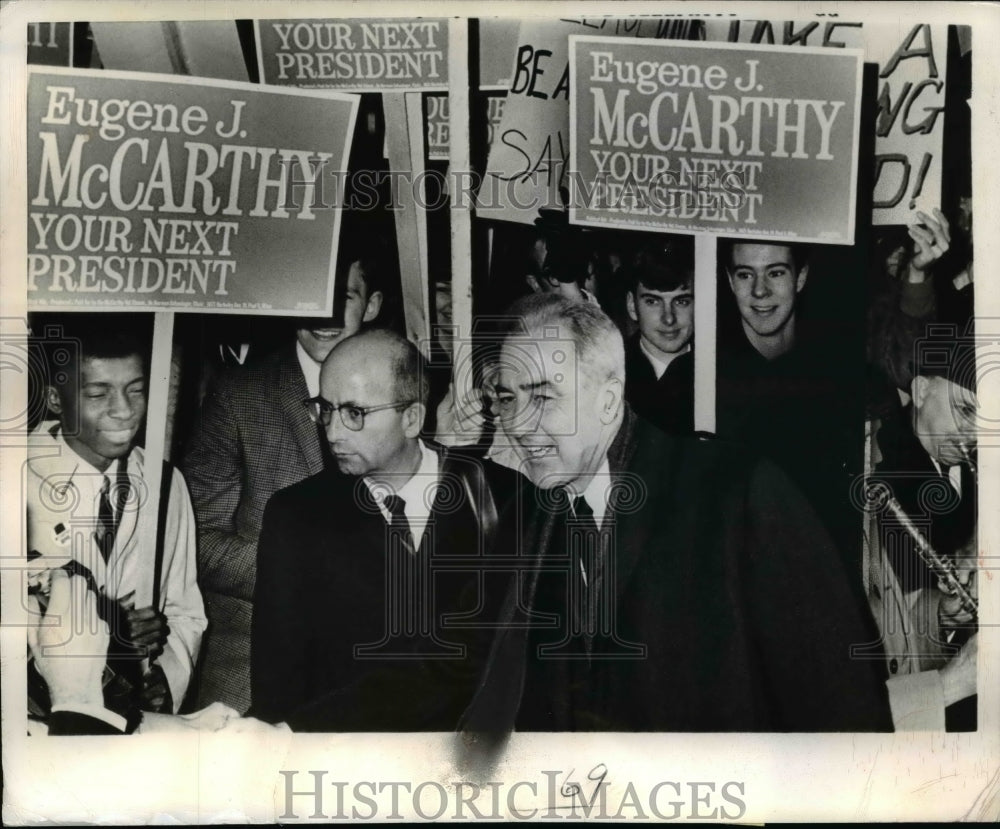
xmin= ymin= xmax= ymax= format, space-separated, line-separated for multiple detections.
xmin=725 ymin=269 xmax=738 ymax=293
xmin=45 ymin=386 xmax=63 ymax=416
xmin=910 ymin=375 xmax=930 ymax=408
xmin=599 ymin=377 xmax=624 ymax=425
xmin=363 ymin=290 xmax=383 ymax=323
xmin=402 ymin=401 xmax=426 ymax=438
xmin=626 ymin=290 xmax=638 ymax=323
xmin=795 ymin=264 xmax=809 ymax=293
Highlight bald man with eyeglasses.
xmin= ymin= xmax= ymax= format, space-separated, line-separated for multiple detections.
xmin=249 ymin=328 xmax=518 ymax=730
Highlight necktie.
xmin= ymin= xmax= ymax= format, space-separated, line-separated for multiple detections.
xmin=95 ymin=459 xmax=131 ymax=563
xmin=382 ymin=492 xmax=427 ymax=639
xmin=383 ymin=493 xmax=415 ymax=554
xmin=571 ymin=495 xmax=599 ymax=583
xmin=95 ymin=475 xmax=115 ymax=562
xmin=571 ymin=495 xmax=607 ymax=650
xmin=114 ymin=455 xmax=130 ymax=524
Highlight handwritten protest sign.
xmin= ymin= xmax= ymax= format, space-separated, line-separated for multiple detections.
xmin=27 ymin=21 xmax=72 ymax=67
xmin=256 ymin=18 xmax=448 ymax=91
xmin=477 ymin=18 xmax=698 ymax=225
xmin=478 ymin=19 xmax=519 ymax=89
xmin=868 ymin=23 xmax=947 ymax=223
xmin=703 ymin=18 xmax=864 ymax=49
xmin=569 ymin=37 xmax=862 ymax=243
xmin=703 ymin=18 xmax=946 ymax=225
xmin=426 ymin=92 xmax=506 ymax=160
xmin=27 ymin=67 xmax=358 ymax=314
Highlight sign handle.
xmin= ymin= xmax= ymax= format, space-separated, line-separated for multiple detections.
xmin=693 ymin=234 xmax=717 ymax=434
xmin=384 ymin=92 xmax=431 ymax=353
xmin=448 ymin=18 xmax=472 ymax=398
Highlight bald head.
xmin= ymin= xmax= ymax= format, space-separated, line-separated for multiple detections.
xmin=322 ymin=328 xmax=429 ymax=409
xmin=319 ymin=329 xmax=427 ymax=480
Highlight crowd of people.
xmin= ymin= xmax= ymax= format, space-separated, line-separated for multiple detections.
xmin=24 ymin=202 xmax=978 ymax=742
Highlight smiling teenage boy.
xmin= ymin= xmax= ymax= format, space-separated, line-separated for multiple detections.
xmin=27 ymin=319 xmax=206 ymax=721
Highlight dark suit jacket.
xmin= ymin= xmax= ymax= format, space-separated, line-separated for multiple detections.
xmin=460 ymin=409 xmax=893 ymax=735
xmin=624 ymin=334 xmax=694 ymax=435
xmin=251 ymin=445 xmax=516 ymax=730
xmin=182 ymin=344 xmax=326 ymax=713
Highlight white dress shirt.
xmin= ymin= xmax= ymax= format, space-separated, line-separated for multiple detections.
xmin=27 ymin=422 xmax=207 ymax=711
xmin=573 ymin=458 xmax=614 ymax=529
xmin=363 ymin=440 xmax=440 ymax=551
xmin=929 ymin=457 xmax=963 ymax=497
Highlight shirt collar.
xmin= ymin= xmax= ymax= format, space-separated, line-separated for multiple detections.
xmin=363 ymin=440 xmax=440 ymax=550
xmin=296 ymin=340 xmax=322 ymax=398
xmin=29 ymin=423 xmax=135 ymax=513
xmin=639 ymin=336 xmax=689 ymax=380
xmin=572 ymin=457 xmax=612 ymax=529
xmin=38 ymin=422 xmax=125 ymax=480
xmin=392 ymin=440 xmax=440 ymax=511
xmin=929 ymin=456 xmax=963 ymax=495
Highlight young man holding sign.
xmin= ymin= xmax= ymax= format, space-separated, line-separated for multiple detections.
xmin=716 ymin=239 xmax=862 ymax=564
xmin=27 ymin=319 xmax=206 ymax=723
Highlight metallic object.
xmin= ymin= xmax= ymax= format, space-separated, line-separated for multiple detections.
xmin=871 ymin=481 xmax=978 ymax=620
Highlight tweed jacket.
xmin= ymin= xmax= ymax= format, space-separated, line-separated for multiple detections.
xmin=182 ymin=343 xmax=326 ymax=712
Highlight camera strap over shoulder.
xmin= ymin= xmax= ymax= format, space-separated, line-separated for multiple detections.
xmin=152 ymin=460 xmax=172 ymax=611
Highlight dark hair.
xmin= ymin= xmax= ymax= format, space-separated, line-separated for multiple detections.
xmin=352 ymin=250 xmax=385 ymax=297
xmin=34 ymin=315 xmax=148 ymax=390
xmin=629 ymin=241 xmax=694 ymax=295
xmin=720 ymin=238 xmax=810 ymax=274
xmin=536 ymin=234 xmax=586 ymax=286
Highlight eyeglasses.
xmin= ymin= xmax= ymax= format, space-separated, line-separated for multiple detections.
xmin=303 ymin=396 xmax=415 ymax=432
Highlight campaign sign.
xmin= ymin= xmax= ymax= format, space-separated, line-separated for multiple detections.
xmin=27 ymin=67 xmax=358 ymax=314
xmin=476 ymin=18 xmax=699 ymax=226
xmin=256 ymin=19 xmax=448 ymax=91
xmin=27 ymin=22 xmax=73 ymax=67
xmin=569 ymin=37 xmax=863 ymax=243
xmin=426 ymin=92 xmax=507 ymax=160
xmin=702 ymin=18 xmax=946 ymax=225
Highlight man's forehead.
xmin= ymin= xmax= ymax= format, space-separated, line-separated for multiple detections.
xmin=935 ymin=375 xmax=979 ymax=405
xmin=731 ymin=244 xmax=794 ymax=267
xmin=346 ymin=260 xmax=369 ymax=295
xmin=501 ymin=335 xmax=575 ymax=370
xmin=80 ymin=355 xmax=144 ymax=380
xmin=637 ymin=282 xmax=692 ymax=298
xmin=322 ymin=354 xmax=389 ymax=398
